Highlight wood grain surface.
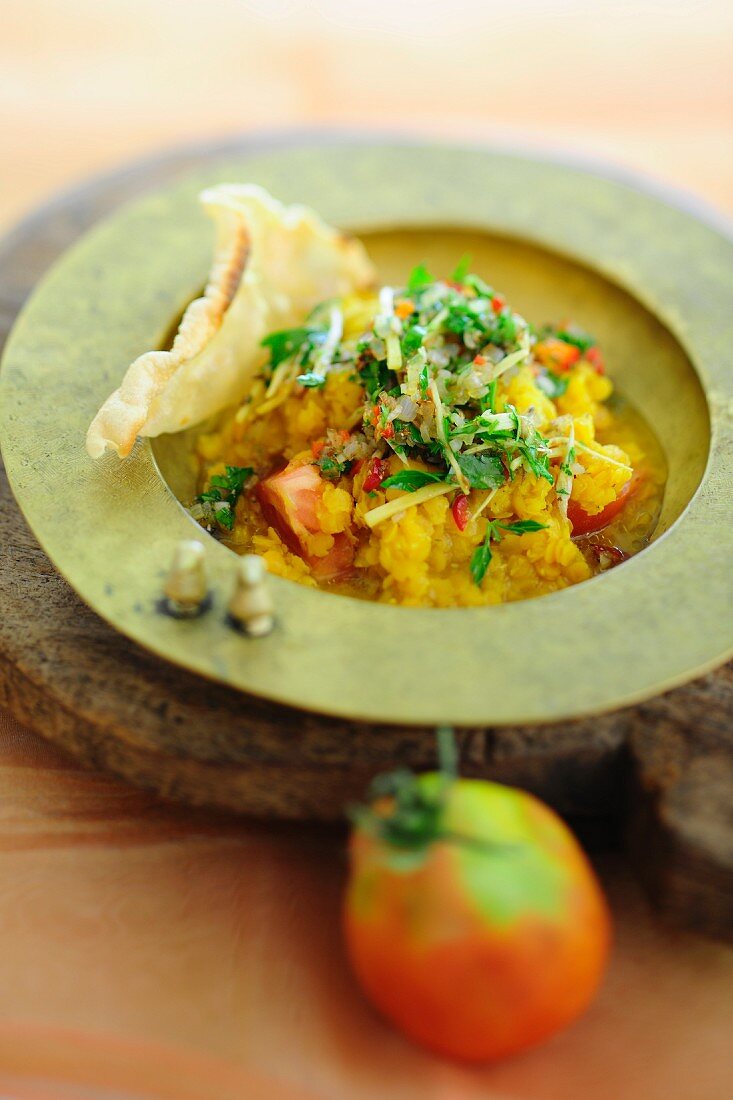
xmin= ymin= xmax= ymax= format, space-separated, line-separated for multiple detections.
xmin=0 ymin=718 xmax=731 ymax=1100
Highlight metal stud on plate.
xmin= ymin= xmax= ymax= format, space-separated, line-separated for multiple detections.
xmin=162 ymin=540 xmax=209 ymax=618
xmin=228 ymin=554 xmax=275 ymax=637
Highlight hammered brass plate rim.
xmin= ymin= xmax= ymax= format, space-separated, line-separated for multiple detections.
xmin=1 ymin=140 xmax=731 ymax=727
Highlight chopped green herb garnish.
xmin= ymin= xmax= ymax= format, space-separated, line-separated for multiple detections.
xmin=451 ymin=253 xmax=472 ymax=284
xmin=380 ymin=470 xmax=445 ymax=492
xmin=195 ymin=465 xmax=254 ymax=531
xmin=555 ymin=326 xmax=596 ymax=353
xmin=359 ymin=357 xmax=395 ymax=401
xmin=535 ymin=369 xmax=570 ymax=399
xmin=470 ymin=518 xmax=547 ymax=585
xmin=261 ymin=326 xmax=323 ymax=370
xmin=296 ymin=371 xmax=327 ymax=388
xmin=407 ymin=263 xmax=434 ymax=293
xmin=455 ymin=453 xmax=505 ymax=490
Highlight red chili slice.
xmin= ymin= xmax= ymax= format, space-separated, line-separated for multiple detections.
xmin=491 ymin=294 xmax=506 ymax=312
xmin=363 ymin=457 xmax=389 ymax=493
xmin=451 ymin=494 xmax=471 ymax=531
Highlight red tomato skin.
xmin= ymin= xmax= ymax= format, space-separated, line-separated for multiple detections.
xmin=257 ymin=462 xmax=354 ymax=581
xmin=344 ymin=779 xmax=610 ymax=1063
xmin=568 ymin=476 xmax=634 ymax=537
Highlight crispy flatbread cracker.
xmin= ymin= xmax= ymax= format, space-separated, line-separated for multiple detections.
xmin=86 ymin=184 xmax=375 ymax=458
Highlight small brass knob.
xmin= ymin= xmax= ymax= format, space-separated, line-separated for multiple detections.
xmin=162 ymin=540 xmax=208 ymax=617
xmin=228 ymin=554 xmax=274 ymax=637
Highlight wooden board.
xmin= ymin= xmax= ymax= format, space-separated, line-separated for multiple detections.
xmin=0 ymin=137 xmax=731 ymax=938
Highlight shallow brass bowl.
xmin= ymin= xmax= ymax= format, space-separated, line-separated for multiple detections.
xmin=1 ymin=142 xmax=731 ymax=726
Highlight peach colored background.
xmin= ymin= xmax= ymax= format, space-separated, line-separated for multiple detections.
xmin=1 ymin=1 xmax=733 ymax=1096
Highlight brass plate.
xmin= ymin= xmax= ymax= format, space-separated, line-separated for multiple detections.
xmin=0 ymin=142 xmax=731 ymax=726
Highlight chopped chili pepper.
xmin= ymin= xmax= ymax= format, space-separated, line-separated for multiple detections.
xmin=363 ymin=456 xmax=389 ymax=493
xmin=451 ymin=494 xmax=471 ymax=531
xmin=491 ymin=294 xmax=506 ymax=312
xmin=311 ymin=439 xmax=326 ymax=459
xmin=473 ymin=354 xmax=487 ymax=366
xmin=381 ymin=423 xmax=395 ymax=440
xmin=338 ymin=429 xmax=351 ymax=442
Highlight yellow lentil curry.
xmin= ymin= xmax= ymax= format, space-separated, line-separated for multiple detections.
xmin=192 ymin=262 xmax=666 ymax=606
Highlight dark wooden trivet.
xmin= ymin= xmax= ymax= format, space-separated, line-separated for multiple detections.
xmin=0 ymin=135 xmax=730 ymax=939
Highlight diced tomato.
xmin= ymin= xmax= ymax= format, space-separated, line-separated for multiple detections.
xmin=584 ymin=345 xmax=605 ymax=374
xmin=309 ymin=534 xmax=355 ymax=581
xmin=363 ymin=456 xmax=389 ymax=493
xmin=534 ymin=338 xmax=581 ymax=372
xmin=491 ymin=294 xmax=506 ymax=312
xmin=451 ymin=494 xmax=471 ymax=531
xmin=568 ymin=475 xmax=636 ymax=537
xmin=311 ymin=439 xmax=326 ymax=459
xmin=257 ymin=461 xmax=354 ymax=581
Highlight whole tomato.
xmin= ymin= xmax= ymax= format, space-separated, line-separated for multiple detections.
xmin=343 ymin=755 xmax=610 ymax=1063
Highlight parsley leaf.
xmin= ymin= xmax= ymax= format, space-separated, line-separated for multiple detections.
xmin=381 ymin=470 xmax=445 ymax=492
xmin=407 ymin=263 xmax=434 ymax=294
xmin=455 ymin=453 xmax=505 ymax=490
